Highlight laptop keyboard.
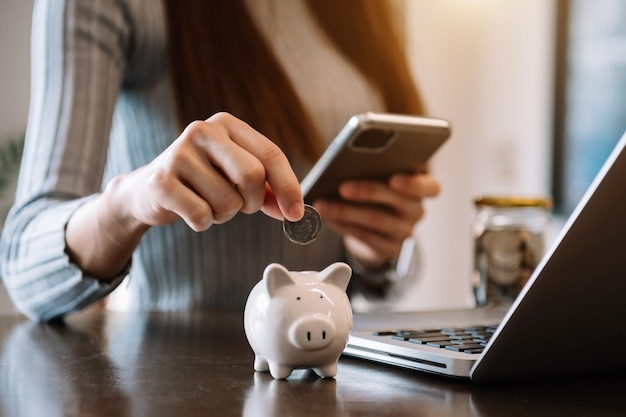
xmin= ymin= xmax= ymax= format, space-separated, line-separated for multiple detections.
xmin=372 ymin=325 xmax=498 ymax=354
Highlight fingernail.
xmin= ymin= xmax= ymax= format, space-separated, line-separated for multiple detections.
xmin=390 ymin=175 xmax=407 ymax=189
xmin=288 ymin=202 xmax=304 ymax=221
xmin=339 ymin=182 xmax=356 ymax=197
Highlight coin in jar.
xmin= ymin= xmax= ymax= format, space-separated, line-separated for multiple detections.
xmin=283 ymin=204 xmax=323 ymax=245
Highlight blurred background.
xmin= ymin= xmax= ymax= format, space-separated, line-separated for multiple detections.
xmin=1 ymin=0 xmax=625 ymax=314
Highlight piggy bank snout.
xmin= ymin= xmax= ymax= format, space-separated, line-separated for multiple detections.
xmin=288 ymin=315 xmax=336 ymax=350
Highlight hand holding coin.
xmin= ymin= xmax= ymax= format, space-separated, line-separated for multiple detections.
xmin=283 ymin=204 xmax=323 ymax=245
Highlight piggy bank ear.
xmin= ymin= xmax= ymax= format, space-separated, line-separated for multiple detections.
xmin=263 ymin=263 xmax=297 ymax=298
xmin=318 ymin=262 xmax=352 ymax=292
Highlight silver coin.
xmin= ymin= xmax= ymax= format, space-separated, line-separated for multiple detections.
xmin=283 ymin=204 xmax=323 ymax=245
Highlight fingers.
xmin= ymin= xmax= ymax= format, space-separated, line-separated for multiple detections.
xmin=165 ymin=146 xmax=246 ymax=224
xmin=258 ymin=185 xmax=285 ymax=220
xmin=336 ymin=181 xmax=424 ymax=221
xmin=315 ymin=199 xmax=418 ymax=244
xmin=325 ymin=214 xmax=406 ymax=262
xmin=389 ymin=172 xmax=441 ymax=199
xmin=146 ymin=168 xmax=215 ymax=231
xmin=184 ymin=119 xmax=266 ymax=216
xmin=205 ymin=113 xmax=304 ymax=221
xmin=313 ymin=172 xmax=440 ymax=266
xmin=169 ymin=113 xmax=302 ymax=226
xmin=314 ymin=198 xmax=418 ymax=266
xmin=130 ymin=112 xmax=303 ymax=232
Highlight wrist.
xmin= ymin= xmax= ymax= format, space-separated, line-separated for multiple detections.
xmin=345 ymin=251 xmax=397 ymax=296
xmin=101 ymin=173 xmax=151 ymax=239
xmin=65 ymin=174 xmax=149 ymax=280
xmin=345 ymin=237 xmax=420 ymax=301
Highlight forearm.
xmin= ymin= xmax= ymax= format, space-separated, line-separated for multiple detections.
xmin=0 ymin=196 xmax=129 ymax=321
xmin=65 ymin=176 xmax=150 ymax=280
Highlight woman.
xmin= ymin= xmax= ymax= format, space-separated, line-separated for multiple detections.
xmin=0 ymin=0 xmax=440 ymax=321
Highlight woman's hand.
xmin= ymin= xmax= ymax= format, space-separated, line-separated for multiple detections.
xmin=313 ymin=170 xmax=440 ymax=270
xmin=112 ymin=112 xmax=304 ymax=232
xmin=66 ymin=112 xmax=304 ymax=279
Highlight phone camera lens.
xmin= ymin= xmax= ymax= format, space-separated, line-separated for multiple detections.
xmin=350 ymin=128 xmax=396 ymax=151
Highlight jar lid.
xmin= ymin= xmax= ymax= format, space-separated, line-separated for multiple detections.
xmin=474 ymin=195 xmax=553 ymax=209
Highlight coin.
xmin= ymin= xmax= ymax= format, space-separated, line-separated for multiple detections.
xmin=283 ymin=204 xmax=323 ymax=245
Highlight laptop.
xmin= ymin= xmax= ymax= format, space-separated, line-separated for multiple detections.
xmin=343 ymin=130 xmax=626 ymax=383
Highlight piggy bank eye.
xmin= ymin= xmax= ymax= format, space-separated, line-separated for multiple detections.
xmin=319 ymin=295 xmax=323 ymax=299
xmin=296 ymin=296 xmax=301 ymax=300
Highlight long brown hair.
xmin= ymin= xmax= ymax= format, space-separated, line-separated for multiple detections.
xmin=164 ymin=0 xmax=425 ymax=162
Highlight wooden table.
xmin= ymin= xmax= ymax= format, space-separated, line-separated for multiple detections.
xmin=0 ymin=310 xmax=624 ymax=416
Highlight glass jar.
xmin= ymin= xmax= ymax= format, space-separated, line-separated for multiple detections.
xmin=472 ymin=195 xmax=553 ymax=306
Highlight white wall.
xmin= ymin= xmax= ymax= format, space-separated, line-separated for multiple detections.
xmin=0 ymin=1 xmax=33 ymax=137
xmin=401 ymin=0 xmax=557 ymax=310
xmin=0 ymin=0 xmax=34 ymax=314
xmin=0 ymin=1 xmax=557 ymax=314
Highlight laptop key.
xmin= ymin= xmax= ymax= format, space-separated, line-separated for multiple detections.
xmin=445 ymin=343 xmax=484 ymax=352
xmin=373 ymin=327 xmax=493 ymax=352
xmin=408 ymin=335 xmax=453 ymax=344
xmin=426 ymin=341 xmax=458 ymax=348
xmin=449 ymin=334 xmax=474 ymax=340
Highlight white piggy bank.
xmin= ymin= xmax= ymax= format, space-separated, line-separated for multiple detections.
xmin=244 ymin=262 xmax=353 ymax=379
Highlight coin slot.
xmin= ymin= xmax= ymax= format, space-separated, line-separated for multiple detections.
xmin=349 ymin=128 xmax=397 ymax=153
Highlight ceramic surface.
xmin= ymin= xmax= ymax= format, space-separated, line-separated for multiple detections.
xmin=244 ymin=262 xmax=353 ymax=379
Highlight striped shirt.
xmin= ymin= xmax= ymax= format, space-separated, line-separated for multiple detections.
xmin=0 ymin=0 xmax=418 ymax=321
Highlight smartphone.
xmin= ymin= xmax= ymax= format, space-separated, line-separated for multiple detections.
xmin=300 ymin=112 xmax=451 ymax=203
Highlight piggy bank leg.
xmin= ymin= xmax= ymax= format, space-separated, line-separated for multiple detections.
xmin=313 ymin=362 xmax=338 ymax=378
xmin=254 ymin=356 xmax=270 ymax=372
xmin=268 ymin=362 xmax=294 ymax=379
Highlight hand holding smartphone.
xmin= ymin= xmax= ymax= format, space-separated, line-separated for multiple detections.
xmin=300 ymin=112 xmax=451 ymax=203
